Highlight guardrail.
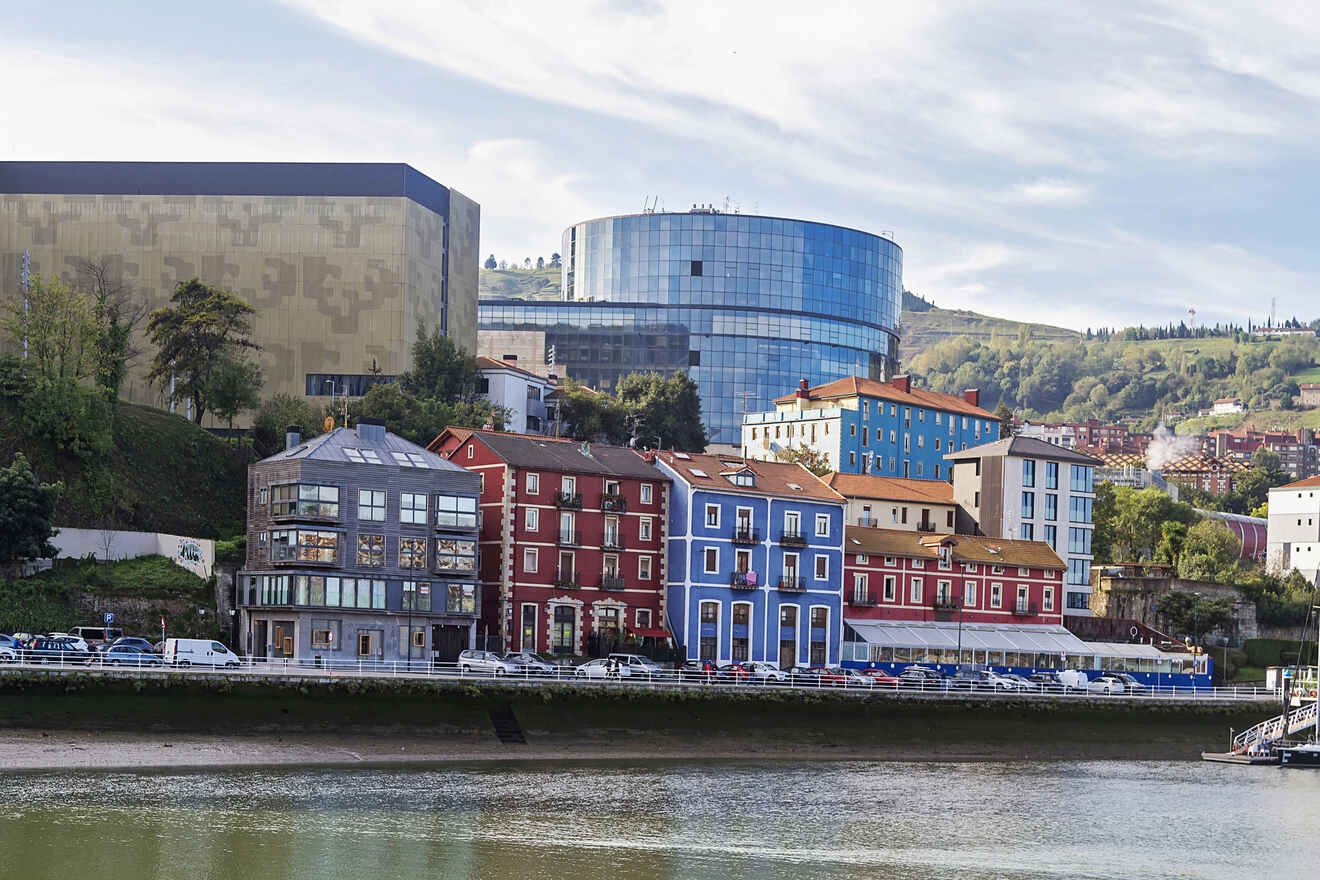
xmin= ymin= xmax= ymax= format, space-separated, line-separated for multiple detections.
xmin=0 ymin=653 xmax=1277 ymax=702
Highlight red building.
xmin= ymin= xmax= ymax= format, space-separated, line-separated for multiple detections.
xmin=841 ymin=527 xmax=1066 ymax=626
xmin=429 ymin=428 xmax=669 ymax=656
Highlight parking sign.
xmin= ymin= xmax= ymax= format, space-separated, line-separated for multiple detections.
xmin=103 ymin=612 xmax=115 ymax=624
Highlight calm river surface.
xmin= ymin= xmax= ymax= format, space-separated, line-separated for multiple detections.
xmin=0 ymin=760 xmax=1315 ymax=879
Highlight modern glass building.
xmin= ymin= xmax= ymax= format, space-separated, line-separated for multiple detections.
xmin=479 ymin=210 xmax=902 ymax=446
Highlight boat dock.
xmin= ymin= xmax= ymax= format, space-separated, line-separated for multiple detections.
xmin=1200 ymin=751 xmax=1281 ymax=765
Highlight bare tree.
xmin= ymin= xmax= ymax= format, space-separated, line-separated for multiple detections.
xmin=75 ymin=258 xmax=148 ymax=368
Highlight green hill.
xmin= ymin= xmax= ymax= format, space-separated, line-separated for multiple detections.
xmin=899 ymin=307 xmax=1079 ymax=362
xmin=480 ymin=266 xmax=562 ymax=300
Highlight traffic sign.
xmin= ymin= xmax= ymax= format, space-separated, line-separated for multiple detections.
xmin=103 ymin=612 xmax=115 ymax=624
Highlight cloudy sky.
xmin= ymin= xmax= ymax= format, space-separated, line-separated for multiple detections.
xmin=9 ymin=0 xmax=1320 ymax=330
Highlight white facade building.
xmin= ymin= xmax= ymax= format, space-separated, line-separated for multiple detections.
xmin=1211 ymin=397 xmax=1246 ymax=415
xmin=476 ymin=356 xmax=559 ymax=436
xmin=1267 ymin=476 xmax=1320 ymax=583
xmin=947 ymin=437 xmax=1101 ymax=617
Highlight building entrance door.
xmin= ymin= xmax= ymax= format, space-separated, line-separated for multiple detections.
xmin=431 ymin=624 xmax=467 ymax=663
xmin=253 ymin=620 xmax=267 ymax=660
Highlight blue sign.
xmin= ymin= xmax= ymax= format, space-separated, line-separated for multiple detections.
xmin=103 ymin=612 xmax=115 ymax=624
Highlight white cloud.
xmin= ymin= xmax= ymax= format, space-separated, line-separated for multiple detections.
xmin=1005 ymin=179 xmax=1091 ymax=205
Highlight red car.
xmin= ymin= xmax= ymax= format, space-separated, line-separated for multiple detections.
xmin=792 ymin=665 xmax=848 ymax=686
xmin=861 ymin=668 xmax=902 ymax=687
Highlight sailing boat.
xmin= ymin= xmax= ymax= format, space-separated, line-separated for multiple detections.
xmin=1281 ymin=605 xmax=1320 ymax=768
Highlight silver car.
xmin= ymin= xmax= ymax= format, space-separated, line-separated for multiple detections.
xmin=503 ymin=652 xmax=557 ymax=675
xmin=741 ymin=661 xmax=789 ymax=683
xmin=457 ymin=650 xmax=517 ymax=676
xmin=0 ymin=645 xmax=16 ymax=662
xmin=575 ymin=658 xmax=632 ymax=679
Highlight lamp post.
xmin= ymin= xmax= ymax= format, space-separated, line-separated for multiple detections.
xmin=956 ymin=600 xmax=964 ymax=668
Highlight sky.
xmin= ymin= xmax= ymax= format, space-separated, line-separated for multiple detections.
xmin=8 ymin=0 xmax=1320 ymax=331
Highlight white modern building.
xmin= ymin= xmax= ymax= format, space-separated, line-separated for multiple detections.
xmin=476 ymin=356 xmax=559 ymax=436
xmin=947 ymin=437 xmax=1100 ymax=617
xmin=821 ymin=472 xmax=958 ymax=533
xmin=1211 ymin=397 xmax=1246 ymax=415
xmin=1266 ymin=475 xmax=1320 ymax=583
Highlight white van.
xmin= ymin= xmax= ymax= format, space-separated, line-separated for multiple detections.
xmin=163 ymin=638 xmax=241 ymax=668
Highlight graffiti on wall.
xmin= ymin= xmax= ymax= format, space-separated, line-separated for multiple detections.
xmin=176 ymin=538 xmax=207 ymax=577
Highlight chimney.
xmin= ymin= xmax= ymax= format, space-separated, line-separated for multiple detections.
xmin=892 ymin=375 xmax=911 ymax=394
xmin=796 ymin=378 xmax=810 ymax=399
xmin=502 ymin=354 xmax=518 ymax=362
xmin=963 ymin=389 xmax=980 ymax=407
xmin=357 ymin=417 xmax=387 ymax=444
xmin=285 ymin=426 xmax=301 ymax=451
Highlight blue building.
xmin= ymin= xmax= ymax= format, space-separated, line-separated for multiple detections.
xmin=479 ymin=209 xmax=903 ymax=446
xmin=743 ymin=376 xmax=999 ymax=479
xmin=655 ymin=452 xmax=846 ymax=667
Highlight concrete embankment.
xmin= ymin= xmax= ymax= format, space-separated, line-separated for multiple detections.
xmin=0 ymin=671 xmax=1269 ymax=765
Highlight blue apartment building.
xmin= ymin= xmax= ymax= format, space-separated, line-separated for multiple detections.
xmin=655 ymin=452 xmax=846 ymax=667
xmin=743 ymin=376 xmax=1000 ymax=479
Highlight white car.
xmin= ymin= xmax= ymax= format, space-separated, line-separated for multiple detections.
xmin=0 ymin=645 xmax=16 ymax=662
xmin=47 ymin=634 xmax=91 ymax=653
xmin=1088 ymin=674 xmax=1126 ymax=695
xmin=741 ymin=661 xmax=789 ymax=683
xmin=457 ymin=650 xmax=517 ymax=675
xmin=575 ymin=658 xmax=632 ymax=679
xmin=608 ymin=653 xmax=664 ymax=676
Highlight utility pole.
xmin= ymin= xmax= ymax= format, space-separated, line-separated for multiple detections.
xmin=19 ymin=249 xmax=30 ymax=368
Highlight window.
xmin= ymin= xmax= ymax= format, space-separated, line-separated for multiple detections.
xmin=640 ymin=517 xmax=653 ymax=541
xmin=402 ymin=581 xmax=432 ymax=612
xmin=271 ymin=483 xmax=339 ymax=518
xmin=1044 ymin=524 xmax=1057 ymax=549
xmin=552 ymin=606 xmax=575 ymax=653
xmin=526 ymin=473 xmax=540 ymax=494
xmin=1068 ymin=527 xmax=1093 ymax=555
xmin=910 ymin=577 xmax=923 ymax=603
xmin=856 ymin=552 xmax=868 ymax=563
xmin=850 ymin=424 xmax=857 ymax=437
xmin=636 ymin=608 xmax=652 ymax=629
xmin=863 ymin=401 xmax=869 ymax=420
xmin=1069 ymin=496 xmax=1093 ymax=523
xmin=311 ymin=629 xmax=333 ymax=649
xmin=852 ymin=573 xmax=868 ymax=603
xmin=400 ymin=493 xmax=427 ymax=525
xmin=849 ymin=451 xmax=856 ymax=467
xmin=358 ymin=489 xmax=385 ymax=521
xmin=435 ymin=494 xmax=478 ymax=529
xmin=524 ymin=547 xmax=538 ymax=573
xmin=815 ymin=513 xmax=830 ymax=537
xmin=700 ymin=601 xmax=719 ymax=623
xmin=562 ymin=476 xmax=576 ymax=496
xmin=1070 ymin=465 xmax=1093 ymax=493
xmin=1018 ymin=567 xmax=1030 ymax=577
xmin=435 ymin=538 xmax=477 ymax=573
xmin=780 ymin=605 xmax=797 ymax=628
xmin=1022 ymin=459 xmax=1035 ymax=488
xmin=1067 ymin=591 xmax=1090 ymax=610
xmin=525 ymin=507 xmax=539 ymax=531
xmin=811 ymin=607 xmax=828 ymax=628
xmin=358 ymin=632 xmax=374 ymax=656
xmin=704 ymin=547 xmax=719 ymax=573
xmin=814 ymin=555 xmax=828 ymax=580
xmin=1021 ymin=492 xmax=1034 ymax=519
xmin=399 ymin=536 xmax=427 ymax=569
xmin=883 ymin=575 xmax=896 ymax=601
xmin=705 ymin=504 xmax=720 ymax=528
xmin=356 ymin=534 xmax=384 ymax=567
xmin=946 ymin=510 xmax=954 ymax=528
xmin=690 ymin=259 xmax=703 ymax=276
xmin=466 ymin=443 xmax=474 ymax=459
xmin=639 ymin=556 xmax=653 ymax=579
xmin=1045 ymin=494 xmax=1057 ymax=521
xmin=390 ymin=451 xmax=430 ymax=468
xmin=270 ymin=528 xmax=339 ymax=563
xmin=784 ymin=511 xmax=801 ymax=537
xmin=1043 ymin=588 xmax=1054 ymax=611
xmin=641 ymin=484 xmax=653 ymax=505
xmin=991 ymin=583 xmax=1002 ymax=607
xmin=916 ymin=462 xmax=923 ymax=477
xmin=1021 ymin=523 xmax=1034 ymax=540
xmin=1045 ymin=461 xmax=1058 ymax=490
xmin=917 ymin=435 xmax=924 ymax=448
xmin=964 ymin=581 xmax=977 ymax=606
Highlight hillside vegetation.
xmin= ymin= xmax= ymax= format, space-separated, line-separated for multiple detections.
xmin=480 ymin=266 xmax=562 ymax=300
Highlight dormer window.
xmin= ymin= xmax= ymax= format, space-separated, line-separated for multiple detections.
xmin=938 ymin=545 xmax=952 ymax=569
xmin=730 ymin=470 xmax=755 ymax=488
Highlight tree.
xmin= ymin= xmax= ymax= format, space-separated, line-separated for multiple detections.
xmin=0 ymin=453 xmax=61 ymax=565
xmin=1154 ymin=521 xmax=1188 ymax=566
xmin=398 ymin=323 xmax=481 ymax=403
xmin=616 ymin=371 xmax=707 ymax=451
xmin=1176 ymin=520 xmax=1243 ymax=582
xmin=550 ymin=253 xmax=562 ymax=267
xmin=484 ymin=254 xmax=497 ymax=270
xmin=147 ymin=279 xmax=258 ymax=423
xmin=349 ymin=383 xmax=503 ymax=448
xmin=774 ymin=445 xmax=831 ymax=476
xmin=523 ymin=257 xmax=532 ymax=270
xmin=536 ymin=256 xmax=545 ymax=270
xmin=252 ymin=393 xmax=322 ymax=458
xmin=1107 ymin=486 xmax=1199 ymax=562
xmin=1155 ymin=591 xmax=1233 ymax=646
xmin=556 ymin=382 xmax=628 ymax=444
xmin=1 ymin=274 xmax=101 ymax=385
xmin=206 ymin=348 xmax=263 ymax=430
xmin=1090 ymin=480 xmax=1117 ymax=563
xmin=994 ymin=401 xmax=1014 ymax=438
xmin=76 ymin=258 xmax=146 ymax=403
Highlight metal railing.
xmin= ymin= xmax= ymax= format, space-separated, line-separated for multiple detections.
xmin=601 ymin=495 xmax=627 ymax=512
xmin=1012 ymin=602 xmax=1038 ymax=616
xmin=600 ymin=573 xmax=626 ymax=590
xmin=0 ymin=653 xmax=1277 ymax=703
xmin=602 ymin=532 xmax=626 ymax=550
xmin=778 ymin=576 xmax=806 ymax=591
xmin=555 ymin=492 xmax=583 ymax=509
xmin=731 ymin=528 xmax=760 ymax=545
xmin=848 ymin=592 xmax=878 ymax=606
xmin=557 ymin=529 xmax=583 ymax=546
xmin=553 ymin=568 xmax=580 ymax=589
xmin=778 ymin=531 xmax=808 ymax=547
xmin=730 ymin=572 xmax=758 ymax=589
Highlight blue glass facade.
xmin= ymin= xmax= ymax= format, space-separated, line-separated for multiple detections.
xmin=479 ymin=211 xmax=902 ymax=446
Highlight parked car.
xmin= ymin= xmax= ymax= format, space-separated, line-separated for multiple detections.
xmin=898 ymin=665 xmax=946 ymax=685
xmin=0 ymin=645 xmax=17 ymax=662
xmin=861 ymin=668 xmax=902 ymax=687
xmin=793 ymin=666 xmax=848 ymax=687
xmin=24 ymin=638 xmax=92 ymax=664
xmin=72 ymin=626 xmax=124 ymax=650
xmin=718 ymin=662 xmax=753 ymax=683
xmin=679 ymin=658 xmax=719 ymax=678
xmin=575 ymin=658 xmax=630 ymax=679
xmin=950 ymin=669 xmax=997 ymax=691
xmin=1109 ymin=672 xmax=1148 ymax=694
xmin=100 ymin=645 xmax=164 ymax=667
xmin=737 ymin=661 xmax=789 ymax=684
xmin=1088 ymin=674 xmax=1126 ymax=695
xmin=163 ymin=638 xmax=241 ymax=668
xmin=997 ymin=673 xmax=1040 ymax=691
xmin=45 ymin=634 xmax=91 ymax=653
xmin=456 ymin=649 xmax=517 ymax=676
xmin=107 ymin=637 xmax=158 ymax=654
xmin=608 ymin=653 xmax=665 ymax=676
xmin=830 ymin=667 xmax=872 ymax=687
xmin=0 ymin=634 xmax=22 ymax=652
xmin=502 ymin=652 xmax=557 ymax=675
xmin=1029 ymin=670 xmax=1089 ymax=692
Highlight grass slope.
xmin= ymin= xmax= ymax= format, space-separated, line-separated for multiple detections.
xmin=900 ymin=308 xmax=1079 ymax=362
xmin=479 ymin=266 xmax=562 ymax=300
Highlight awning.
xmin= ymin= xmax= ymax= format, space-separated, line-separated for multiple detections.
xmin=1086 ymin=641 xmax=1171 ymax=661
xmin=629 ymin=627 xmax=670 ymax=640
xmin=845 ymin=619 xmax=1095 ymax=657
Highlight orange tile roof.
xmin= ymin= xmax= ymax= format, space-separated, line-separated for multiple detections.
xmin=1278 ymin=475 xmax=1320 ymax=490
xmin=822 ymin=473 xmax=955 ymax=505
xmin=844 ymin=526 xmax=1066 ymax=569
xmin=657 ymin=452 xmax=844 ymax=502
xmin=773 ymin=376 xmax=994 ymax=418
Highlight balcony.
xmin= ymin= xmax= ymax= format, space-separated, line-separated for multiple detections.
xmin=731 ymin=528 xmax=760 ymax=545
xmin=856 ymin=516 xmax=879 ymax=528
xmin=778 ymin=531 xmax=808 ymax=548
xmin=1012 ymin=602 xmax=1038 ymax=617
xmin=600 ymin=573 xmax=626 ymax=590
xmin=848 ymin=592 xmax=878 ymax=606
xmin=553 ymin=568 xmax=580 ymax=589
xmin=778 ymin=575 xmax=806 ymax=592
xmin=557 ymin=529 xmax=583 ymax=547
xmin=931 ymin=597 xmax=960 ymax=612
xmin=555 ymin=491 xmax=583 ymax=509
xmin=730 ymin=571 xmax=759 ymax=589
xmin=917 ymin=521 xmax=936 ymax=533
xmin=601 ymin=493 xmax=627 ymax=512
xmin=602 ymin=532 xmax=626 ymax=550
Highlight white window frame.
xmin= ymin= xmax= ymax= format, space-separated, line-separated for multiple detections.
xmin=991 ymin=582 xmax=1003 ymax=608
xmin=705 ymin=504 xmax=721 ymax=529
xmin=524 ymin=547 xmax=538 ymax=573
xmin=883 ymin=575 xmax=896 ymax=602
xmin=703 ymin=546 xmax=719 ymax=574
xmin=964 ymin=581 xmax=977 ymax=607
xmin=814 ymin=513 xmax=830 ymax=537
xmin=563 ymin=475 xmax=576 ymax=495
xmin=639 ymin=555 xmax=653 ymax=580
xmin=814 ymin=555 xmax=829 ymax=581
xmin=640 ymin=516 xmax=653 ymax=541
xmin=525 ymin=507 xmax=538 ymax=531
xmin=635 ymin=608 xmax=652 ymax=628
xmin=784 ymin=510 xmax=801 ymax=535
xmin=640 ymin=484 xmax=653 ymax=505
xmin=1044 ymin=587 xmax=1054 ymax=611
xmin=909 ymin=577 xmax=923 ymax=604
xmin=526 ymin=472 xmax=539 ymax=494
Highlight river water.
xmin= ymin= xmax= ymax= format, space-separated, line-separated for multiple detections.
xmin=1 ymin=760 xmax=1314 ymax=879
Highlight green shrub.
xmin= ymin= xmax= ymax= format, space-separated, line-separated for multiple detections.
xmin=1244 ymin=638 xmax=1301 ymax=667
